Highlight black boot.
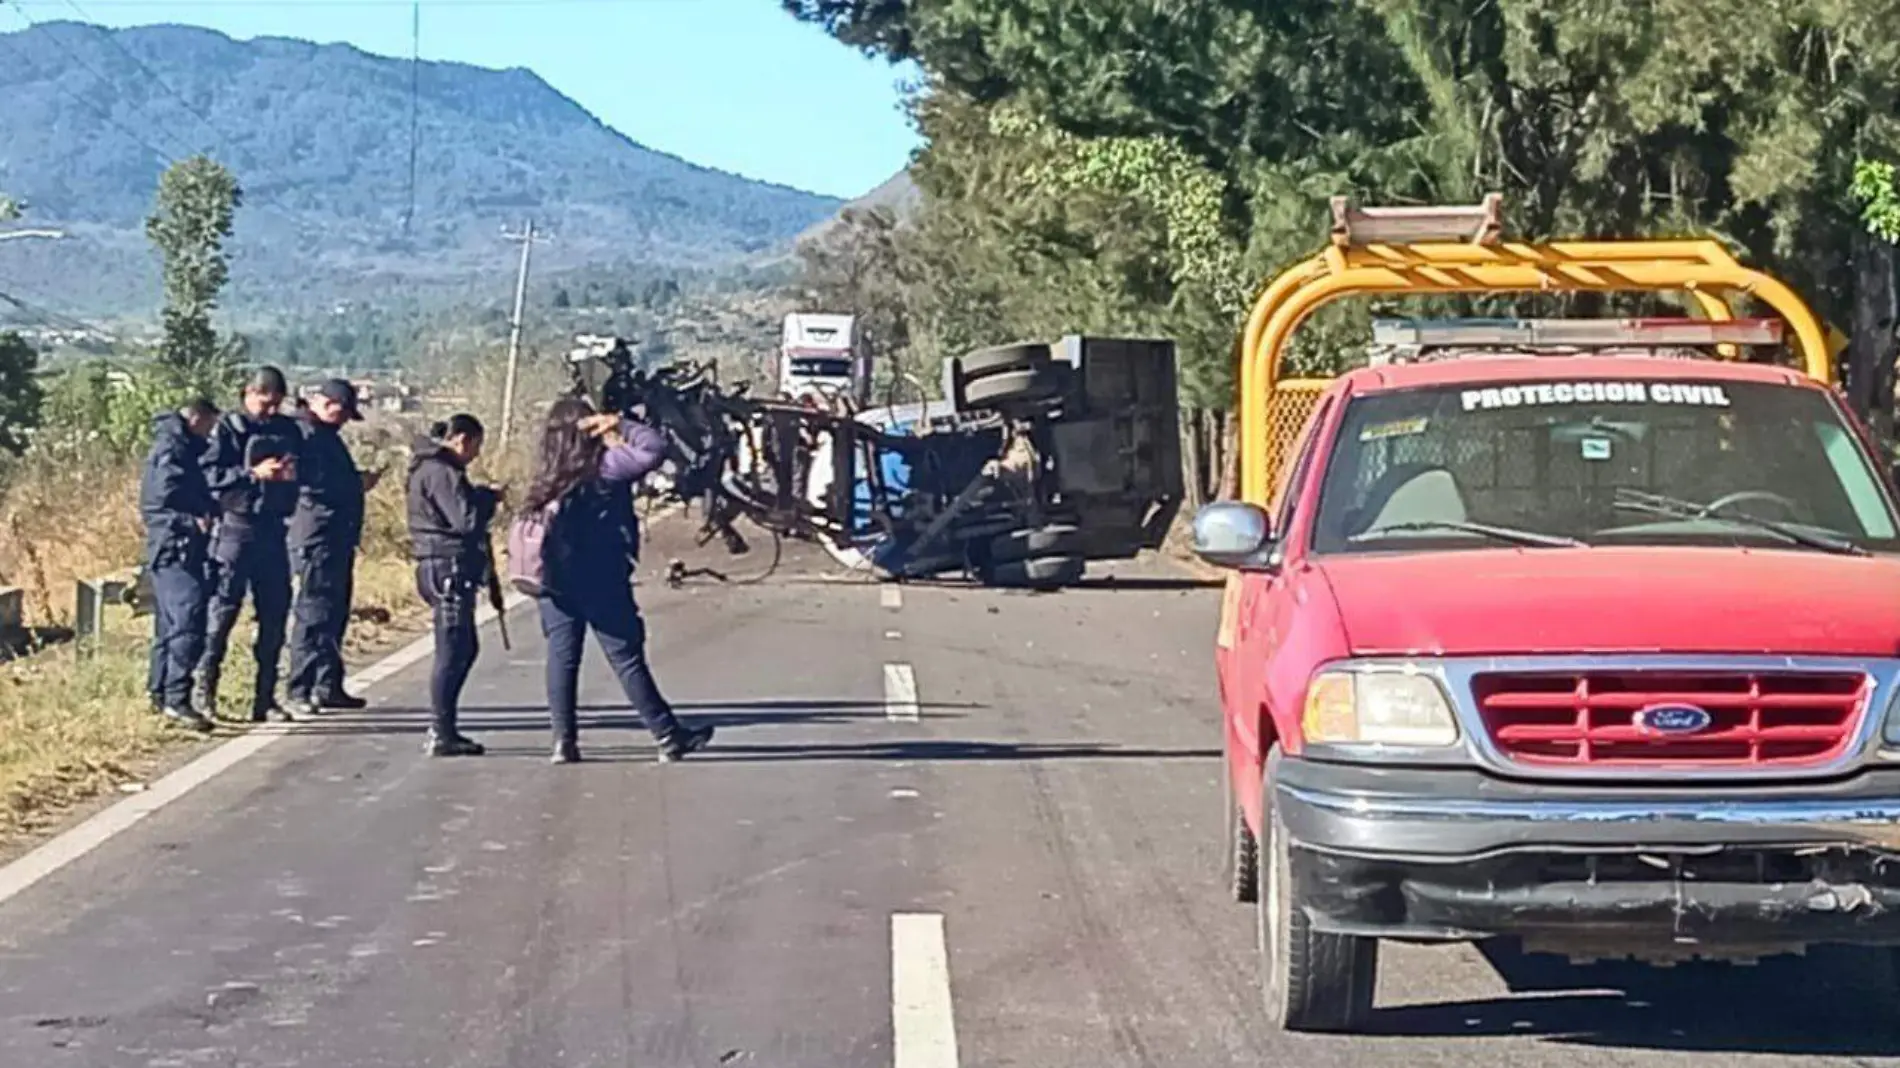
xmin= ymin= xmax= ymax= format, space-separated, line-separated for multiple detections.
xmin=161 ymin=705 xmax=215 ymax=733
xmin=425 ymin=731 xmax=486 ymax=757
xmin=550 ymin=706 xmax=580 ymax=764
xmin=656 ymin=723 xmax=715 ymax=764
xmin=316 ymin=689 xmax=368 ymax=711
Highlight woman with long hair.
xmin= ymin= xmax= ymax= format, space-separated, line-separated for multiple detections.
xmin=524 ymin=396 xmax=713 ymax=764
xmin=406 ymin=412 xmax=499 ymax=757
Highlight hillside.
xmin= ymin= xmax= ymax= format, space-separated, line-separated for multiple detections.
xmin=0 ymin=21 xmax=843 ymax=317
xmin=794 ymin=168 xmax=920 ymax=246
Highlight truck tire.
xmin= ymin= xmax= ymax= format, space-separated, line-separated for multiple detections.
xmin=989 ymin=524 xmax=1085 ymax=564
xmin=1260 ymin=773 xmax=1377 ymax=1033
xmin=1228 ymin=773 xmax=1259 ymax=905
xmin=984 ymin=553 xmax=1085 ymax=589
xmin=964 ymin=366 xmax=1063 ymax=409
xmin=959 ymin=343 xmax=1051 ymax=379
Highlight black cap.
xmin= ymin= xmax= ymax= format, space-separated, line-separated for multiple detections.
xmin=317 ymin=378 xmax=364 ymax=421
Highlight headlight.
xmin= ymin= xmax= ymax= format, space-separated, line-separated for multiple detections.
xmin=1882 ymin=682 xmax=1900 ymax=747
xmin=1303 ymin=667 xmax=1460 ymax=747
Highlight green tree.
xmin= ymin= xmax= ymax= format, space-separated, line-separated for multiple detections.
xmin=0 ymin=192 xmax=20 ymax=222
xmin=145 ymin=155 xmax=244 ymax=380
xmin=0 ymin=331 xmax=44 ymax=456
xmin=552 ymin=286 xmax=572 ymax=309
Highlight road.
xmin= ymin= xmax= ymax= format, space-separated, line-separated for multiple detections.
xmin=2 ymin=525 xmax=1898 ymax=1066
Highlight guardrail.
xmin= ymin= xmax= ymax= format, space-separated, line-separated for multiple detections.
xmin=73 ymin=567 xmax=155 ymax=653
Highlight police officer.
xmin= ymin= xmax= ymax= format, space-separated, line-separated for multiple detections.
xmin=405 ymin=413 xmax=500 ymax=757
xmin=139 ymin=397 xmax=221 ymax=732
xmin=197 ymin=367 xmax=302 ymax=723
xmin=287 ymin=378 xmax=381 ymax=717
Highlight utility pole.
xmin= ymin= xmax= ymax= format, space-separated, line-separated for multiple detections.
xmin=499 ymin=219 xmax=542 ymax=447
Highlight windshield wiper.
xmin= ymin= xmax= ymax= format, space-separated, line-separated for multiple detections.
xmin=1356 ymin=519 xmax=1589 ymax=549
xmin=1613 ymin=489 xmax=1869 ymax=557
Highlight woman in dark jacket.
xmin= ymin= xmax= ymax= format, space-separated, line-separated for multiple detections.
xmin=523 ymin=396 xmax=713 ymax=764
xmin=406 ymin=413 xmax=500 ymax=757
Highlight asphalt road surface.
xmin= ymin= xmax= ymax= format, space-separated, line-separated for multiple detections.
xmin=3 ymin=526 xmax=1900 ymax=1067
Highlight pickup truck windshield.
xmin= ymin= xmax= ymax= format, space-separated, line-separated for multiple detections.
xmin=1310 ymin=378 xmax=1900 ymax=555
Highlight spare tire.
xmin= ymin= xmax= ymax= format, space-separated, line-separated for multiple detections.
xmin=959 ymin=343 xmax=1052 ymax=379
xmin=990 ymin=524 xmax=1085 ymax=564
xmin=985 ymin=553 xmax=1086 ymax=589
xmin=965 ymin=366 xmax=1064 ymax=409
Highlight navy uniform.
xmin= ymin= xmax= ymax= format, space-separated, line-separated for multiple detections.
xmin=287 ymin=379 xmax=372 ymax=715
xmin=197 ymin=397 xmax=302 ymax=721
xmin=138 ymin=402 xmax=220 ymax=732
xmin=405 ymin=423 xmax=499 ymax=756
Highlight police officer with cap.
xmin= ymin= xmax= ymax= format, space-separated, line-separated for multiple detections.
xmin=140 ymin=396 xmax=221 ymax=731
xmin=197 ymin=366 xmax=302 ymax=722
xmin=287 ymin=377 xmax=381 ymax=716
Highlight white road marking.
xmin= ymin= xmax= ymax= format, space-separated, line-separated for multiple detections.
xmin=880 ymin=584 xmax=903 ymax=610
xmin=892 ymin=912 xmax=960 ymax=1068
xmin=884 ymin=630 xmax=902 ymax=641
xmin=0 ymin=593 xmax=531 ymax=911
xmin=883 ymin=663 xmax=920 ymax=723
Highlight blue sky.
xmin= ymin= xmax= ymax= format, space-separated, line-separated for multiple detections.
xmin=3 ymin=0 xmax=923 ymax=200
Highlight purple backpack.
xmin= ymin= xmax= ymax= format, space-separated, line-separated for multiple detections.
xmin=505 ymin=501 xmax=559 ymax=597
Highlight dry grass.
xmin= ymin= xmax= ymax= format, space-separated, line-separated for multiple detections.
xmin=0 ymin=616 xmax=193 ymax=842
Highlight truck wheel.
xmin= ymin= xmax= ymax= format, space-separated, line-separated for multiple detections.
xmin=1228 ymin=773 xmax=1259 ymax=904
xmin=1260 ymin=776 xmax=1377 ymax=1033
xmin=989 ymin=524 xmax=1085 ymax=564
xmin=959 ymin=342 xmax=1051 ymax=379
xmin=964 ymin=366 xmax=1063 ymax=409
xmin=984 ymin=553 xmax=1085 ymax=589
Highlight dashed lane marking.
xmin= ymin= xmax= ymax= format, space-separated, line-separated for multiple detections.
xmin=883 ymin=663 xmax=920 ymax=723
xmin=881 ymin=584 xmax=903 ymax=610
xmin=892 ymin=912 xmax=960 ymax=1068
xmin=0 ymin=593 xmax=531 ymax=911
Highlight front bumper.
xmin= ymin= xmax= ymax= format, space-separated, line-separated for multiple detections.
xmin=1274 ymin=755 xmax=1900 ymax=947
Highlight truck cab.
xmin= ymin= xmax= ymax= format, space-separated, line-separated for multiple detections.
xmin=779 ymin=312 xmax=861 ymax=402
xmin=1197 ymin=197 xmax=1900 ymax=1034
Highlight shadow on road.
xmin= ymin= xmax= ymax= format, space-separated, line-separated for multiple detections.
xmin=691 ymin=740 xmax=1221 ymax=763
xmin=1368 ymin=939 xmax=1900 ymax=1055
xmin=283 ymin=699 xmax=984 ymax=735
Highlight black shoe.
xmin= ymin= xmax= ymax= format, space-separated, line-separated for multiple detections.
xmin=250 ymin=701 xmax=296 ymax=725
xmin=161 ymin=706 xmax=215 ymax=733
xmin=316 ymin=690 xmax=368 ymax=711
xmin=425 ymin=731 xmax=485 ymax=757
xmin=656 ymin=723 xmax=715 ymax=764
xmin=550 ymin=739 xmax=581 ymax=764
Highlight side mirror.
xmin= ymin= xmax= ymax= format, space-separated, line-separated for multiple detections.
xmin=1191 ymin=501 xmax=1276 ymax=570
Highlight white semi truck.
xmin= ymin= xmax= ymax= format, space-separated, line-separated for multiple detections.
xmin=779 ymin=312 xmax=862 ymax=401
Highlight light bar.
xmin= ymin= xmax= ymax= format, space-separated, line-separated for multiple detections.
xmin=1370 ymin=317 xmax=1785 ymax=348
xmin=1331 ymin=194 xmax=1504 ymax=247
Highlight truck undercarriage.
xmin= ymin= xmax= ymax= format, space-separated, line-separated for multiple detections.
xmin=566 ymin=336 xmax=1185 ymax=587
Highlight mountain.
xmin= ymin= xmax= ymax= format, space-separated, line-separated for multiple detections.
xmin=794 ymin=168 xmax=920 ymax=247
xmin=0 ymin=21 xmax=844 ymax=318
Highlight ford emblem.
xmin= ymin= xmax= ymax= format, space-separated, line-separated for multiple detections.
xmin=1634 ymin=703 xmax=1713 ymax=735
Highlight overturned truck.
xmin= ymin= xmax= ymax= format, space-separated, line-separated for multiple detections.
xmin=568 ymin=336 xmax=1184 ymax=588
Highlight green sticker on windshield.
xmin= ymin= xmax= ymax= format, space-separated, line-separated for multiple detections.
xmin=1580 ymin=437 xmax=1613 ymax=461
xmin=1361 ymin=416 xmax=1429 ymax=442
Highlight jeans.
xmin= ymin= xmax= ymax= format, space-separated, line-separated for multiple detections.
xmin=538 ymin=578 xmax=681 ymax=747
xmin=417 ymin=557 xmax=478 ymax=736
xmin=146 ymin=535 xmax=209 ymax=710
xmin=289 ymin=541 xmax=355 ymax=700
xmin=198 ymin=522 xmax=291 ymax=711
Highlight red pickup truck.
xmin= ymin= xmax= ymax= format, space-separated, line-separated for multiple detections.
xmin=1198 ymin=313 xmax=1900 ymax=1033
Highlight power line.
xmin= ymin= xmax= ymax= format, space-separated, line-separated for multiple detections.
xmin=60 ymin=0 xmax=226 ymax=141
xmin=401 ymin=0 xmax=419 ymax=235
